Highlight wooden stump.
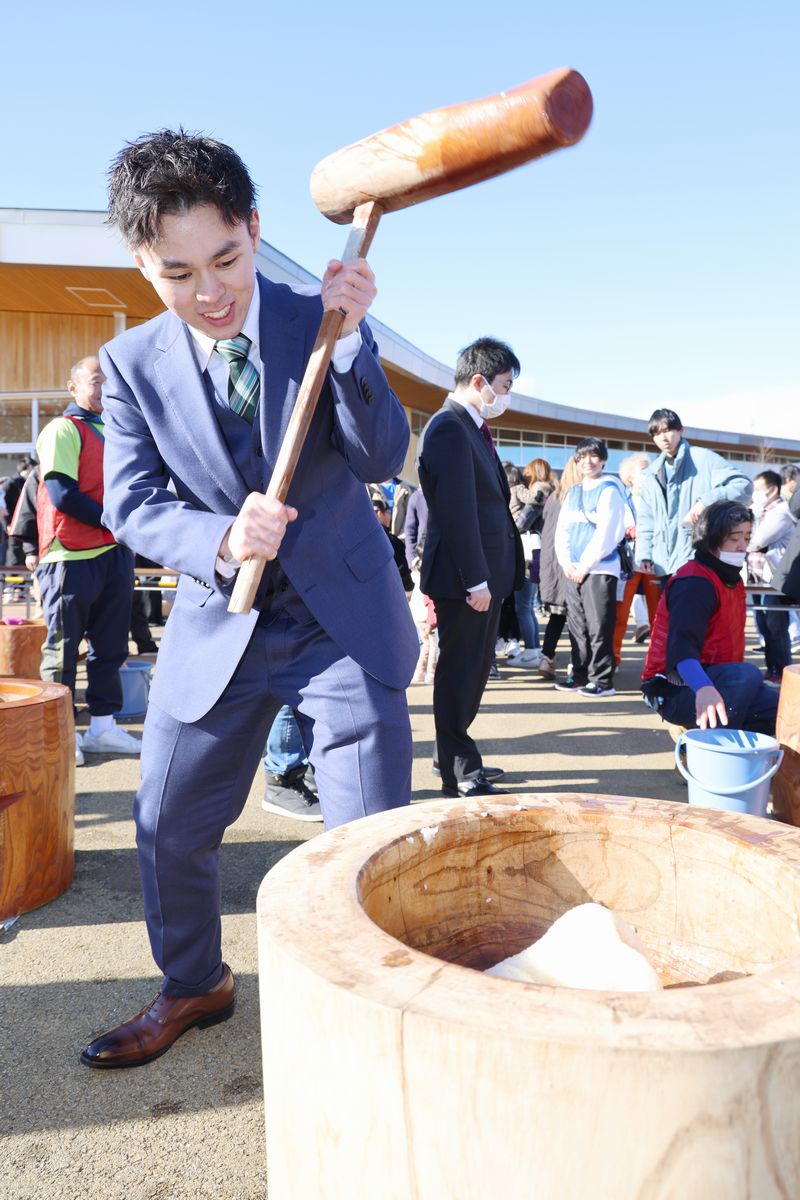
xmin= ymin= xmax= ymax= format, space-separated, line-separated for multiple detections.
xmin=258 ymin=794 xmax=800 ymax=1200
xmin=0 ymin=619 xmax=46 ymax=679
xmin=774 ymin=664 xmax=800 ymax=826
xmin=0 ymin=679 xmax=74 ymax=920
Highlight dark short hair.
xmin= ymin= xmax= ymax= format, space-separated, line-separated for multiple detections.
xmin=693 ymin=499 xmax=753 ymax=554
xmin=781 ymin=464 xmax=800 ymax=484
xmin=574 ymin=436 xmax=608 ymax=462
xmin=16 ymin=454 xmax=36 ymax=473
xmin=648 ymin=408 xmax=683 ymax=436
xmin=372 ymin=497 xmax=389 ymax=513
xmin=454 ymin=337 xmax=520 ymax=387
xmin=107 ymin=129 xmax=257 ymax=247
xmin=755 ymin=469 xmax=782 ymax=492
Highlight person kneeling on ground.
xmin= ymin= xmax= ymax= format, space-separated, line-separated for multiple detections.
xmin=641 ymin=500 xmax=778 ymax=735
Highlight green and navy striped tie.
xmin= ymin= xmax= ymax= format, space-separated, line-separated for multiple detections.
xmin=215 ymin=334 xmax=260 ymax=424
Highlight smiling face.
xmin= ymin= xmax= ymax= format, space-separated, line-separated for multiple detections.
xmin=577 ymin=452 xmax=604 ymax=480
xmin=133 ymin=204 xmax=260 ymax=339
xmin=68 ymin=356 xmax=106 ymax=415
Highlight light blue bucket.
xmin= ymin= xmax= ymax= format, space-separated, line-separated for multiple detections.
xmin=675 ymin=728 xmax=783 ymax=817
xmin=118 ymin=660 xmax=153 ymax=719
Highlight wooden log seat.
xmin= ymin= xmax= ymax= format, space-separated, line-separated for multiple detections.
xmin=0 ymin=679 xmax=74 ymax=920
xmin=0 ymin=618 xmax=46 ymax=679
xmin=258 ymin=793 xmax=800 ymax=1200
xmin=773 ymin=664 xmax=800 ymax=827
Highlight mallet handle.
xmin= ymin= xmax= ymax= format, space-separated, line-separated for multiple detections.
xmin=228 ymin=200 xmax=383 ymax=614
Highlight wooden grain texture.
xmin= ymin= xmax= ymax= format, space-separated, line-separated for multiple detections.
xmin=777 ymin=664 xmax=800 ymax=756
xmin=257 ymin=794 xmax=800 ymax=1200
xmin=311 ymin=67 xmax=593 ymax=224
xmin=773 ymin=745 xmax=800 ymax=828
xmin=0 ymin=679 xmax=74 ymax=920
xmin=774 ymin=667 xmax=800 ymax=826
xmin=0 ymin=619 xmax=46 ymax=678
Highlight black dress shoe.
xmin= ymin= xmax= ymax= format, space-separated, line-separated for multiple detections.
xmin=432 ymin=762 xmax=504 ymax=780
xmin=80 ymin=965 xmax=235 ymax=1069
xmin=441 ymin=774 xmax=509 ymax=798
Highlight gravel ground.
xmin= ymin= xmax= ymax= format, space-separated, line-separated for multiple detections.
xmin=2 ymin=628 xmax=691 ymax=1199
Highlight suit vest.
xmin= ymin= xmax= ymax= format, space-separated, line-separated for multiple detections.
xmin=37 ymin=416 xmax=117 ymax=557
xmin=643 ymin=560 xmax=745 ymax=678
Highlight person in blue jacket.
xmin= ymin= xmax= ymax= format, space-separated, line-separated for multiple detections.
xmin=635 ymin=409 xmax=752 ymax=583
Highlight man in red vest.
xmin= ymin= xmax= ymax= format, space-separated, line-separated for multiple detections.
xmin=641 ymin=499 xmax=778 ymax=734
xmin=36 ymin=356 xmax=141 ymax=765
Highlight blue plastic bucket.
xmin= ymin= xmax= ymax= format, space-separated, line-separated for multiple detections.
xmin=118 ymin=660 xmax=153 ymax=719
xmin=675 ymin=728 xmax=783 ymax=817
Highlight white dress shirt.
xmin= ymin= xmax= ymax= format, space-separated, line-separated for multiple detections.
xmin=186 ymin=278 xmax=363 ymax=575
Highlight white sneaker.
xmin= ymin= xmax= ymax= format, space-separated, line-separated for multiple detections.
xmin=502 ymin=639 xmax=521 ymax=659
xmin=517 ymin=648 xmax=541 ymax=665
xmin=75 ymin=731 xmax=85 ymax=767
xmin=82 ymin=725 xmax=143 ymax=756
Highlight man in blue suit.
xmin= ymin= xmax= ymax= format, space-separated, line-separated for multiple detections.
xmin=81 ymin=130 xmax=418 ymax=1069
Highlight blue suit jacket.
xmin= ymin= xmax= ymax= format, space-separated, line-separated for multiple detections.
xmin=100 ymin=273 xmax=418 ymax=723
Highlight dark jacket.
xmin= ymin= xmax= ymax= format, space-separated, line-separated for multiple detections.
xmin=403 ymin=487 xmax=428 ymax=569
xmin=538 ymin=491 xmax=567 ymax=608
xmin=8 ymin=466 xmax=40 ymax=555
xmin=417 ymin=399 xmax=523 ymax=600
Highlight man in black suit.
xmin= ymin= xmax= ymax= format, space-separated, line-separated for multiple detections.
xmin=417 ymin=337 xmax=524 ymax=797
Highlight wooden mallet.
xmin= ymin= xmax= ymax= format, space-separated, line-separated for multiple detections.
xmin=228 ymin=66 xmax=593 ymax=613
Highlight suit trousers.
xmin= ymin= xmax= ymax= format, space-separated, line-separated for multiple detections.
xmin=564 ymin=573 xmax=617 ymax=688
xmin=432 ymin=596 xmax=501 ymax=788
xmin=135 ymin=595 xmax=412 ymax=996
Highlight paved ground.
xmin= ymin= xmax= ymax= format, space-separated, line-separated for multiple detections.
xmin=3 ymin=621 xmax=696 ymax=1199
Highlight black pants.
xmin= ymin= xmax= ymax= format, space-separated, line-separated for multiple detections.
xmin=540 ymin=610 xmax=581 ymax=665
xmin=432 ymin=596 xmax=501 ymax=788
xmin=564 ymin=573 xmax=617 ymax=688
xmin=37 ymin=545 xmax=133 ymax=715
xmin=754 ymin=593 xmax=791 ymax=675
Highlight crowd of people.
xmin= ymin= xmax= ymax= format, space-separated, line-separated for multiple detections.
xmin=4 ymin=126 xmax=797 ymax=1073
xmin=396 ymin=403 xmax=798 ymax=765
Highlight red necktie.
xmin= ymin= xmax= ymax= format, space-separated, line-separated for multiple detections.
xmin=479 ymin=420 xmax=496 ymax=456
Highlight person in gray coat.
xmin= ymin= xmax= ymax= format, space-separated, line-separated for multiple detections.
xmin=635 ymin=409 xmax=752 ymax=582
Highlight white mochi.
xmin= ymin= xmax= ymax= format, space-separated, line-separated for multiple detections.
xmin=485 ymin=903 xmax=662 ymax=992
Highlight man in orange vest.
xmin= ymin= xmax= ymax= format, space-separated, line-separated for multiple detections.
xmin=36 ymin=356 xmax=141 ymax=765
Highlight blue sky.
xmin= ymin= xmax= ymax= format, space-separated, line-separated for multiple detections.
xmin=3 ymin=1 xmax=798 ymax=439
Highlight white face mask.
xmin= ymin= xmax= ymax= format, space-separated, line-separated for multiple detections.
xmin=718 ymin=550 xmax=747 ymax=568
xmin=751 ymin=492 xmax=769 ymax=513
xmin=479 ymin=379 xmax=511 ymax=420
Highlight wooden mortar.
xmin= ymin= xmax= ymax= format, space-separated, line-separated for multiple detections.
xmin=258 ymin=793 xmax=800 ymax=1199
xmin=0 ymin=678 xmax=74 ymax=919
xmin=0 ymin=618 xmax=46 ymax=678
xmin=773 ymin=664 xmax=800 ymax=827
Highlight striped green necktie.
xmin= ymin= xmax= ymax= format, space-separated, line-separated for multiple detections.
xmin=215 ymin=334 xmax=260 ymax=424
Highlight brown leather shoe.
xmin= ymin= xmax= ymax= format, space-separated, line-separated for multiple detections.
xmin=80 ymin=965 xmax=235 ymax=1069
